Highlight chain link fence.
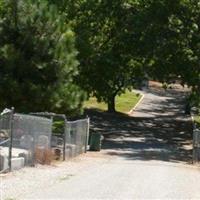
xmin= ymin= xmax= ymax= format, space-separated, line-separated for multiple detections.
xmin=0 ymin=111 xmax=12 ymax=173
xmin=0 ymin=109 xmax=52 ymax=172
xmin=65 ymin=118 xmax=89 ymax=159
xmin=193 ymin=128 xmax=200 ymax=164
xmin=13 ymin=113 xmax=52 ymax=166
xmin=33 ymin=113 xmax=90 ymax=161
xmin=1 ymin=109 xmax=90 ymax=173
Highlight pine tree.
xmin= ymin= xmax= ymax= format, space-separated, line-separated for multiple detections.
xmin=0 ymin=0 xmax=85 ymax=115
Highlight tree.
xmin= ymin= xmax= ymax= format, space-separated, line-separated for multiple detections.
xmin=53 ymin=0 xmax=144 ymax=112
xmin=21 ymin=0 xmax=199 ymax=113
xmin=0 ymin=0 xmax=85 ymax=115
xmin=129 ymin=0 xmax=200 ymax=106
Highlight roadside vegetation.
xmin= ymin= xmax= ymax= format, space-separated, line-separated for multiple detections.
xmin=194 ymin=116 xmax=200 ymax=128
xmin=0 ymin=0 xmax=199 ymax=115
xmin=84 ymin=91 xmax=141 ymax=114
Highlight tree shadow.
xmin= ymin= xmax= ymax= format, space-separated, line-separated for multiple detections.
xmin=85 ymin=89 xmax=193 ymax=164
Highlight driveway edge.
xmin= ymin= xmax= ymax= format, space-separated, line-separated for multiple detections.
xmin=128 ymin=92 xmax=145 ymax=115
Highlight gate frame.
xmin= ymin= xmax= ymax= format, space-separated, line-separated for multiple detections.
xmin=30 ymin=112 xmax=67 ymax=161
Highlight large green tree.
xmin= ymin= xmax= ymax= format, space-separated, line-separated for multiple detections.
xmin=0 ymin=0 xmax=85 ymax=115
xmin=132 ymin=0 xmax=200 ymax=99
xmin=52 ymin=0 xmax=144 ymax=112
xmin=49 ymin=0 xmax=200 ymax=110
xmin=108 ymin=0 xmax=200 ymax=109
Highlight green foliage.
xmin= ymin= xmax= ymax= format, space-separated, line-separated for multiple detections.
xmin=1 ymin=0 xmax=199 ymax=114
xmin=125 ymin=0 xmax=200 ymax=107
xmin=52 ymin=120 xmax=64 ymax=134
xmin=0 ymin=0 xmax=85 ymax=115
xmin=48 ymin=0 xmax=200 ymax=112
xmin=133 ymin=0 xmax=200 ymax=88
xmin=57 ymin=0 xmax=145 ymax=112
xmin=194 ymin=116 xmax=200 ymax=128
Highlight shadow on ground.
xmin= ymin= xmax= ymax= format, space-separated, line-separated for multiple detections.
xmin=85 ymin=88 xmax=193 ymax=164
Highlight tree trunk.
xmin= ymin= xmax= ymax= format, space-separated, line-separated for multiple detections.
xmin=107 ymin=95 xmax=116 ymax=113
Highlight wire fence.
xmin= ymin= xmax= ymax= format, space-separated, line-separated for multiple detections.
xmin=193 ymin=128 xmax=200 ymax=164
xmin=0 ymin=111 xmax=12 ymax=173
xmin=0 ymin=110 xmax=52 ymax=172
xmin=50 ymin=117 xmax=89 ymax=161
xmin=1 ymin=109 xmax=90 ymax=173
xmin=65 ymin=118 xmax=89 ymax=159
xmin=31 ymin=113 xmax=90 ymax=161
xmin=13 ymin=113 xmax=52 ymax=166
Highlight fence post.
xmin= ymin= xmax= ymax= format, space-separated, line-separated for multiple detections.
xmin=193 ymin=129 xmax=196 ymax=164
xmin=85 ymin=116 xmax=90 ymax=153
xmin=63 ymin=116 xmax=67 ymax=161
xmin=193 ymin=129 xmax=200 ymax=164
xmin=8 ymin=107 xmax=14 ymax=172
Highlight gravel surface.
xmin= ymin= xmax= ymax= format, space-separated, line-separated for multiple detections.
xmin=1 ymin=86 xmax=200 ymax=200
xmin=1 ymin=154 xmax=200 ymax=200
xmin=1 ymin=153 xmax=110 ymax=200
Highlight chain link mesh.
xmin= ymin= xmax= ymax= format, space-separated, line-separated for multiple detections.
xmin=0 ymin=112 xmax=12 ymax=172
xmin=1 ymin=110 xmax=89 ymax=172
xmin=0 ymin=112 xmax=52 ymax=172
xmin=65 ymin=118 xmax=89 ymax=159
xmin=12 ymin=114 xmax=52 ymax=165
xmin=193 ymin=129 xmax=200 ymax=163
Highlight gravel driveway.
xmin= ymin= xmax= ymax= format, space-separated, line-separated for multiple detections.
xmin=1 ymin=86 xmax=200 ymax=199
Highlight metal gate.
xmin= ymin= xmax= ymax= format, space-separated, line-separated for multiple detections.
xmin=193 ymin=128 xmax=200 ymax=164
xmin=0 ymin=109 xmax=52 ymax=172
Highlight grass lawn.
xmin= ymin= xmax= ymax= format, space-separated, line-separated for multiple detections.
xmin=194 ymin=115 xmax=200 ymax=128
xmin=84 ymin=91 xmax=141 ymax=114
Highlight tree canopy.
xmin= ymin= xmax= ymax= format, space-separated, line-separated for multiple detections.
xmin=0 ymin=0 xmax=199 ymax=113
xmin=51 ymin=0 xmax=145 ymax=112
xmin=0 ymin=0 xmax=85 ymax=115
xmin=133 ymin=0 xmax=200 ymax=106
xmin=57 ymin=0 xmax=200 ymax=111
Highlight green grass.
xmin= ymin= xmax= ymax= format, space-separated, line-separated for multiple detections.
xmin=194 ymin=115 xmax=200 ymax=128
xmin=84 ymin=91 xmax=141 ymax=114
